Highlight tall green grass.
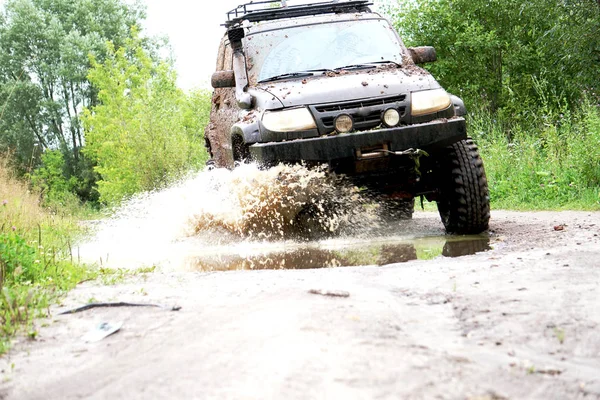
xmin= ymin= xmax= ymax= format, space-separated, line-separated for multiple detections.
xmin=0 ymin=157 xmax=93 ymax=354
xmin=470 ymin=99 xmax=600 ymax=210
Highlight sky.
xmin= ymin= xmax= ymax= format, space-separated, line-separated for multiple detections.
xmin=0 ymin=0 xmax=393 ymax=90
xmin=0 ymin=0 xmax=238 ymax=89
xmin=142 ymin=0 xmax=242 ymax=90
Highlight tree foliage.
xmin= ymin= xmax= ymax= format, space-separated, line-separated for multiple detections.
xmin=0 ymin=0 xmax=145 ymax=199
xmin=394 ymin=0 xmax=600 ymax=114
xmin=82 ymin=33 xmax=210 ymax=205
xmin=393 ymin=0 xmax=600 ymax=208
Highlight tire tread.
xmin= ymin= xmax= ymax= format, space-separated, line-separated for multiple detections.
xmin=437 ymin=139 xmax=490 ymax=234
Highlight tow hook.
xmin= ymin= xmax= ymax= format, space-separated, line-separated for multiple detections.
xmin=374 ymin=148 xmax=429 ymax=176
xmin=376 ymin=148 xmax=429 ymax=158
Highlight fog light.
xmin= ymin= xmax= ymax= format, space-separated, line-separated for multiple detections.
xmin=382 ymin=108 xmax=400 ymax=127
xmin=335 ymin=114 xmax=354 ymax=133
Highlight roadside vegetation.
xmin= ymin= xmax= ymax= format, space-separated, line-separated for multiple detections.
xmin=393 ymin=0 xmax=600 ymax=209
xmin=82 ymin=31 xmax=210 ymax=205
xmin=470 ymin=100 xmax=600 ymax=210
xmin=0 ymin=158 xmax=92 ymax=353
xmin=0 ymin=0 xmax=210 ymax=352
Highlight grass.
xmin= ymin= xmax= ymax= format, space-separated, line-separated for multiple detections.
xmin=0 ymin=157 xmax=94 ymax=354
xmin=97 ymin=266 xmax=156 ymax=285
xmin=469 ymin=99 xmax=600 ymax=210
xmin=413 ymin=99 xmax=599 ymax=212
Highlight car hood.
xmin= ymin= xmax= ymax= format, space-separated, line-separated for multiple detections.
xmin=255 ymin=67 xmax=441 ymax=109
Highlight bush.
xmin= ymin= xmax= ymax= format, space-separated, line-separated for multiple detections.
xmin=393 ymin=0 xmax=600 ymax=114
xmin=0 ymin=231 xmax=36 ymax=286
xmin=83 ymin=31 xmax=210 ymax=205
xmin=571 ymin=99 xmax=600 ymax=188
xmin=470 ymin=100 xmax=600 ymax=209
xmin=29 ymin=150 xmax=83 ymax=213
xmin=0 ymin=155 xmax=91 ymax=352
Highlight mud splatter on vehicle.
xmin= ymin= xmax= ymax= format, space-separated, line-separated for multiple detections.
xmin=205 ymin=1 xmax=490 ymax=234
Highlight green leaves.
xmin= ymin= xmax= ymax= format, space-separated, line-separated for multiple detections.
xmin=0 ymin=154 xmax=93 ymax=353
xmin=469 ymin=99 xmax=600 ymax=209
xmin=394 ymin=0 xmax=600 ymax=114
xmin=0 ymin=231 xmax=36 ymax=286
xmin=0 ymin=0 xmax=145 ymax=201
xmin=83 ymin=32 xmax=210 ymax=205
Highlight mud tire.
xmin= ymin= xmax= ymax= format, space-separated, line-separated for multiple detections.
xmin=436 ymin=139 xmax=490 ymax=234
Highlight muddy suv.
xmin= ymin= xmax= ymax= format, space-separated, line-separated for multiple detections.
xmin=206 ymin=0 xmax=490 ymax=234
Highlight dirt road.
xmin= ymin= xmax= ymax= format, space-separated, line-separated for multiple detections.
xmin=1 ymin=211 xmax=600 ymax=399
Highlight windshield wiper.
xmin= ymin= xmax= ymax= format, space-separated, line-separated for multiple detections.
xmin=305 ymin=68 xmax=338 ymax=74
xmin=335 ymin=61 xmax=402 ymax=71
xmin=259 ymin=62 xmax=401 ymax=83
xmin=334 ymin=64 xmax=377 ymax=71
xmin=370 ymin=60 xmax=402 ymax=67
xmin=259 ymin=71 xmax=314 ymax=83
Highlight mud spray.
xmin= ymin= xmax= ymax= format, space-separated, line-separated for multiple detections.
xmin=79 ymin=164 xmax=385 ymax=270
xmin=79 ymin=164 xmax=488 ymax=271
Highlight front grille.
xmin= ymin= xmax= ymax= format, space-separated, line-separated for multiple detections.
xmin=321 ymin=107 xmax=406 ymax=128
xmin=314 ymin=95 xmax=406 ymax=113
xmin=309 ymin=94 xmax=410 ymax=135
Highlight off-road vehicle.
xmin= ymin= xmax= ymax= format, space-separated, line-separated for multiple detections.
xmin=206 ymin=0 xmax=490 ymax=234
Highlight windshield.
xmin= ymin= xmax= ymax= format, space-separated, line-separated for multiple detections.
xmin=245 ymin=18 xmax=404 ymax=83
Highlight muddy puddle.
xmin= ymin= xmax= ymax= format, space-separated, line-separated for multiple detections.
xmin=79 ymin=164 xmax=492 ymax=271
xmin=183 ymin=235 xmax=491 ymax=272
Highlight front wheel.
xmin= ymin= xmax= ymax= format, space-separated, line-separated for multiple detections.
xmin=435 ymin=139 xmax=490 ymax=234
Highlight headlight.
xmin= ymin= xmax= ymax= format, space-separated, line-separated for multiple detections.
xmin=411 ymin=89 xmax=452 ymax=117
xmin=262 ymin=107 xmax=317 ymax=132
xmin=334 ymin=114 xmax=353 ymax=133
xmin=382 ymin=108 xmax=400 ymax=127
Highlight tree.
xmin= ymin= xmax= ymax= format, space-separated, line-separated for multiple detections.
xmin=393 ymin=0 xmax=600 ymax=114
xmin=82 ymin=32 xmax=210 ymax=205
xmin=0 ymin=0 xmax=145 ymax=200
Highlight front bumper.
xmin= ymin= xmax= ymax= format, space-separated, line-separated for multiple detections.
xmin=250 ymin=117 xmax=467 ymax=163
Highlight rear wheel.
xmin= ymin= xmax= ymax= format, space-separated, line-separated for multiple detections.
xmin=435 ymin=139 xmax=490 ymax=234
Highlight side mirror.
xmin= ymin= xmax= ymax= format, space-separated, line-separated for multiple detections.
xmin=211 ymin=70 xmax=236 ymax=88
xmin=408 ymin=46 xmax=437 ymax=64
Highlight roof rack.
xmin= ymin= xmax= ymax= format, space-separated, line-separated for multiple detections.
xmin=224 ymin=1 xmax=373 ymax=28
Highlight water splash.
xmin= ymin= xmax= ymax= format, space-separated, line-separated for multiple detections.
xmin=79 ymin=163 xmax=378 ymax=269
xmin=191 ymin=163 xmax=375 ymax=240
